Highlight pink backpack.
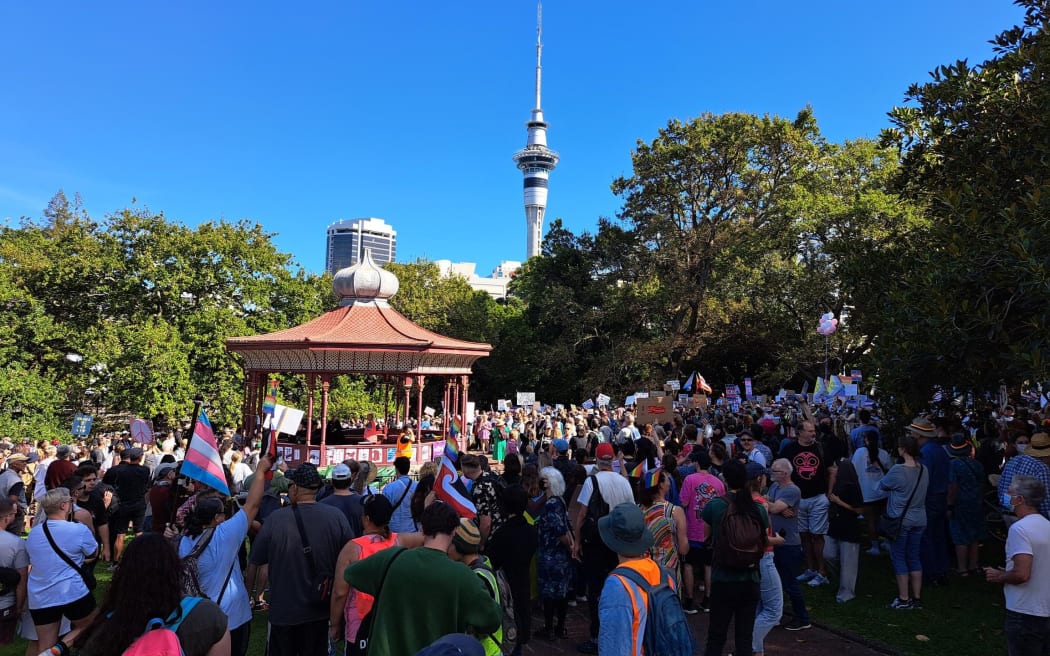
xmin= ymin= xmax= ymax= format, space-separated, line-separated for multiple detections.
xmin=122 ymin=597 xmax=202 ymax=656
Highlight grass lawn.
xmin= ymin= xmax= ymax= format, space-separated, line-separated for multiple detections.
xmin=803 ymin=542 xmax=1008 ymax=656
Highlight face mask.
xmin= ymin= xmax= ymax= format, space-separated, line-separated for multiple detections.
xmin=1002 ymin=492 xmax=1015 ymax=509
xmin=1016 ymin=444 xmax=1028 ymax=454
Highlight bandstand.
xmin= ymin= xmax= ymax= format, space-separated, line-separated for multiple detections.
xmin=225 ymin=249 xmax=491 ymax=467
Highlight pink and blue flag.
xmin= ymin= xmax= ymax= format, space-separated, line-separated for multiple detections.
xmin=433 ymin=437 xmax=476 ymax=519
xmin=181 ymin=409 xmax=230 ymax=496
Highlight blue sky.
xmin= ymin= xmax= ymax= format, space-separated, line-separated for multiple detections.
xmin=0 ymin=1 xmax=1025 ymax=275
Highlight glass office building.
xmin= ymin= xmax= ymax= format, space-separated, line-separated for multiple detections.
xmin=325 ymin=218 xmax=397 ymax=274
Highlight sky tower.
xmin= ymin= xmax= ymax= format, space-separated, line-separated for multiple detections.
xmin=513 ymin=2 xmax=559 ymax=260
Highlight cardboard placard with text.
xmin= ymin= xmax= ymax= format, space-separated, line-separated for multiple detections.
xmin=636 ymin=396 xmax=673 ymax=427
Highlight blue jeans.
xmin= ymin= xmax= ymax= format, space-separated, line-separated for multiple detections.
xmin=773 ymin=544 xmax=809 ymax=623
xmin=1005 ymin=609 xmax=1050 ymax=656
xmin=752 ymin=552 xmax=783 ymax=652
xmin=890 ymin=525 xmax=925 ymax=575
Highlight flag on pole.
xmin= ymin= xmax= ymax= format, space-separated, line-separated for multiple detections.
xmin=828 ymin=375 xmax=845 ymax=397
xmin=683 ymin=372 xmax=696 ymax=392
xmin=814 ymin=377 xmax=827 ymax=399
xmin=433 ymin=437 xmax=476 ymax=518
xmin=697 ymin=373 xmax=713 ymax=394
xmin=262 ymin=380 xmax=279 ymax=416
xmin=449 ymin=415 xmax=462 ymax=437
xmin=181 ymin=409 xmax=230 ymax=496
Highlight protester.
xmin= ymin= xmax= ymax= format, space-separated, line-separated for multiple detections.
xmin=0 ymin=454 xmax=29 ymax=535
xmin=984 ymin=475 xmax=1050 ymax=656
xmin=638 ymin=468 xmax=688 ymax=592
xmin=250 ymin=462 xmax=352 ymax=656
xmin=344 ymin=501 xmax=501 ymax=655
xmin=825 ymin=458 xmax=864 ymax=603
xmin=878 ymin=432 xmax=929 ymax=609
xmin=998 ymin=432 xmax=1050 ymax=519
xmin=534 ymin=467 xmax=572 ymax=640
xmin=701 ymin=460 xmax=768 ymax=656
xmin=766 ymin=458 xmax=812 ymax=630
xmin=851 ymin=429 xmax=892 ymax=555
xmin=319 ymin=463 xmax=364 ymax=538
xmin=26 ymin=488 xmax=99 ymax=655
xmin=780 ymin=421 xmax=831 ymax=587
xmin=74 ymin=533 xmax=229 ymax=656
xmin=484 ymin=484 xmax=537 ymax=652
xmin=383 ymin=456 xmax=418 ymax=534
xmin=748 ymin=462 xmax=784 ymax=656
xmin=911 ymin=417 xmax=951 ymax=586
xmin=0 ymin=499 xmax=28 ymax=646
xmin=43 ymin=447 xmax=76 ymax=492
xmin=947 ymin=433 xmax=987 ymax=576
xmin=679 ymin=448 xmax=724 ymax=614
xmin=447 ymin=519 xmax=508 ymax=656
xmin=177 ymin=451 xmax=273 ymax=656
xmin=106 ymin=447 xmax=151 ymax=561
xmin=148 ymin=462 xmax=178 ymax=534
xmin=329 ymin=494 xmax=424 ymax=650
xmin=572 ymin=443 xmax=635 ymax=654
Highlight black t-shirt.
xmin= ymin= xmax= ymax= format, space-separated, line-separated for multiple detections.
xmin=779 ymin=441 xmax=828 ymax=499
xmin=108 ymin=464 xmax=151 ymax=510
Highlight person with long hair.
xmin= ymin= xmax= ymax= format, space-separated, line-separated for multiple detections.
xmin=26 ymin=488 xmax=99 ymax=655
xmin=638 ymin=468 xmax=689 ymax=591
xmin=851 ymin=429 xmax=892 ymax=554
xmin=700 ymin=460 xmax=768 ymax=656
xmin=748 ymin=462 xmax=784 ymax=656
xmin=75 ymin=533 xmax=229 ymax=656
xmin=825 ymin=458 xmax=865 ymax=603
xmin=878 ymin=432 xmax=929 ymax=609
xmin=534 ymin=467 xmax=572 ymax=641
xmin=175 ymin=451 xmax=273 ymax=656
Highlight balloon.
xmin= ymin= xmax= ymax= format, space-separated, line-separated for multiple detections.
xmin=817 ymin=313 xmax=838 ymax=336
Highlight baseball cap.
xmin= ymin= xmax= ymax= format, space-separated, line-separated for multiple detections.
xmin=746 ymin=461 xmax=769 ymax=480
xmin=288 ymin=462 xmax=323 ymax=490
xmin=595 ymin=443 xmax=615 ymax=461
xmin=331 ymin=463 xmax=352 ymax=481
xmin=552 ymin=438 xmax=569 ymax=452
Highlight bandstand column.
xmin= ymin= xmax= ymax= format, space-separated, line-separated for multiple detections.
xmin=460 ymin=375 xmax=470 ymax=453
xmin=402 ymin=376 xmax=412 ymax=428
xmin=442 ymin=378 xmax=453 ymax=440
xmin=320 ymin=375 xmax=331 ymax=452
xmin=306 ymin=373 xmax=316 ymax=446
xmin=416 ymin=376 xmax=426 ymax=430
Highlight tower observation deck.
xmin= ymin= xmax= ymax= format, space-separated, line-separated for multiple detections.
xmin=512 ymin=2 xmax=559 ymax=260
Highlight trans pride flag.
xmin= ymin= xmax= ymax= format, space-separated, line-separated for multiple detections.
xmin=181 ymin=409 xmax=230 ymax=496
xmin=433 ymin=437 xmax=476 ymax=519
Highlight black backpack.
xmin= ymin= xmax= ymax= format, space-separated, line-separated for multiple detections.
xmin=579 ymin=473 xmax=611 ymax=555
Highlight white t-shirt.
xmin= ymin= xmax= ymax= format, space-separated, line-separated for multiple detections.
xmin=746 ymin=450 xmax=767 ymax=467
xmin=1004 ymin=513 xmax=1050 ymax=617
xmin=26 ymin=519 xmax=97 ymax=609
xmin=178 ymin=509 xmax=251 ymax=629
xmin=576 ymin=470 xmax=635 ymax=510
xmin=852 ymin=447 xmax=892 ymax=503
xmin=0 ymin=531 xmax=28 ymax=609
xmin=33 ymin=458 xmax=55 ymax=501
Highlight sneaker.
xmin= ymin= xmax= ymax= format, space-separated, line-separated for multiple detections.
xmin=697 ymin=597 xmax=710 ymax=613
xmin=784 ymin=619 xmax=812 ymax=631
xmin=796 ymin=569 xmax=817 ymax=582
xmin=576 ymin=640 xmax=599 ymax=654
xmin=865 ymin=545 xmax=881 ymax=556
xmin=910 ymin=598 xmax=923 ymax=610
xmin=567 ymin=599 xmax=577 ymax=607
xmin=576 ymin=594 xmax=588 ymax=602
xmin=880 ymin=541 xmax=892 ymax=552
xmin=807 ymin=573 xmax=830 ymax=587
xmin=887 ymin=597 xmax=913 ymax=609
xmin=681 ymin=599 xmax=699 ymax=615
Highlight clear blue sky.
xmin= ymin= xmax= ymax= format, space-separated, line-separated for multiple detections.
xmin=0 ymin=1 xmax=1025 ymax=275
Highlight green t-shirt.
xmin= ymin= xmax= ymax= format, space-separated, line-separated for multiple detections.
xmin=345 ymin=546 xmax=502 ymax=655
xmin=701 ymin=494 xmax=770 ymax=583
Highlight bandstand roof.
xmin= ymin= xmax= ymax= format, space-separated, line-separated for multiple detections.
xmin=225 ymin=250 xmax=491 ymax=375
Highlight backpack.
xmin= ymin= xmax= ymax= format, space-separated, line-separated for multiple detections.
xmin=611 ymin=565 xmax=693 ymax=656
xmin=579 ymin=473 xmax=609 ymax=552
xmin=122 ymin=596 xmax=202 ymax=656
xmin=180 ymin=528 xmax=215 ymax=598
xmin=712 ymin=494 xmax=766 ymax=571
xmin=470 ymin=559 xmax=518 ymax=656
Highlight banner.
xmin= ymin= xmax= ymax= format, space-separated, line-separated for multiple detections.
xmin=596 ymin=393 xmax=611 ymax=407
xmin=516 ymin=392 xmax=536 ymax=406
xmin=744 ymin=378 xmax=753 ymax=400
xmin=666 ymin=379 xmax=681 ymax=391
xmin=581 ymin=399 xmax=595 ymax=409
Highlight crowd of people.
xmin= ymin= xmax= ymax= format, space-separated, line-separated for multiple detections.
xmin=0 ymin=396 xmax=1045 ymax=656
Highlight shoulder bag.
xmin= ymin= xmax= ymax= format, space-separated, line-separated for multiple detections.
xmin=292 ymin=504 xmax=332 ymax=606
xmin=348 ymin=547 xmax=407 ymax=656
xmin=877 ymin=466 xmax=924 ymax=541
xmin=42 ymin=520 xmax=97 ymax=590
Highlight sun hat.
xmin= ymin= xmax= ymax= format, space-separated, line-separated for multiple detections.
xmin=598 ymin=502 xmax=654 ymax=557
xmin=6 ymin=454 xmax=27 ymax=464
xmin=948 ymin=433 xmax=973 ymax=457
xmin=906 ymin=417 xmax=936 ymax=438
xmin=1027 ymin=432 xmax=1050 ymax=458
xmin=357 ymin=461 xmax=379 ymax=486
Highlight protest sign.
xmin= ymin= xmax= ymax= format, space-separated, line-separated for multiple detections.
xmin=596 ymin=393 xmax=611 ymax=407
xmin=636 ymin=396 xmax=672 ymax=427
xmin=517 ymin=392 xmax=536 ymax=406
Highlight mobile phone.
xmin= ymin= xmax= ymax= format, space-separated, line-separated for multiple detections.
xmin=777 ymin=529 xmax=787 ymax=538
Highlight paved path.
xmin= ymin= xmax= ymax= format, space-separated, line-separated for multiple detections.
xmin=517 ymin=599 xmax=894 ymax=656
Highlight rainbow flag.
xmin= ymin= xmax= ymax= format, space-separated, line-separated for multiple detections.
xmin=642 ymin=467 xmax=662 ymax=490
xmin=626 ymin=460 xmax=645 ymax=478
xmin=449 ymin=415 xmax=462 ymax=437
xmin=181 ymin=409 xmax=230 ymax=496
xmin=262 ymin=380 xmax=279 ymax=416
xmin=433 ymin=437 xmax=476 ymax=518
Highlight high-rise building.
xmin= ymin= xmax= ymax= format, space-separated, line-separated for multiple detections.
xmin=512 ymin=2 xmax=559 ymax=261
xmin=325 ymin=218 xmax=397 ymax=274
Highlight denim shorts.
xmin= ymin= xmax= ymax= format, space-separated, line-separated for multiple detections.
xmin=798 ymin=494 xmax=829 ymax=535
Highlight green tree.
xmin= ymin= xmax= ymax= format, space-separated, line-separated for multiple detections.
xmin=878 ymin=0 xmax=1050 ymax=403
